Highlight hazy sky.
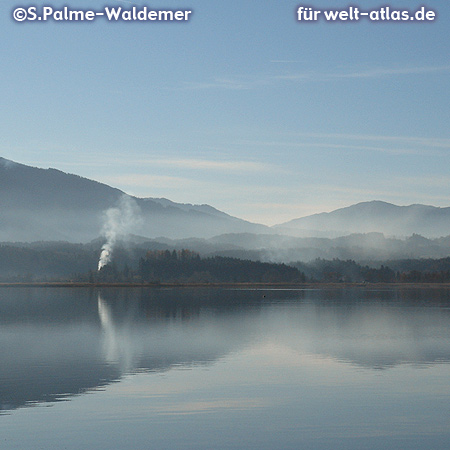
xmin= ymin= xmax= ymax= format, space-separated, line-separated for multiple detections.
xmin=2 ymin=0 xmax=449 ymax=225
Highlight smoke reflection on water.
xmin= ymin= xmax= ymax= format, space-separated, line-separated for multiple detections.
xmin=94 ymin=288 xmax=450 ymax=377
xmin=97 ymin=294 xmax=134 ymax=372
xmin=93 ymin=289 xmax=258 ymax=380
xmin=1 ymin=287 xmax=450 ymax=416
xmin=1 ymin=287 xmax=450 ymax=450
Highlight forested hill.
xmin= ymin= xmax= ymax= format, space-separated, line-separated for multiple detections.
xmin=0 ymin=157 xmax=268 ymax=242
xmin=1 ymin=242 xmax=450 ymax=284
xmin=275 ymin=201 xmax=450 ymax=238
xmin=0 ymin=245 xmax=303 ymax=284
xmin=134 ymin=250 xmax=303 ymax=283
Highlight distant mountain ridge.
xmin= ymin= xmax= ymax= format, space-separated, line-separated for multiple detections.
xmin=1 ymin=157 xmax=449 ymax=242
xmin=0 ymin=157 xmax=268 ymax=242
xmin=275 ymin=201 xmax=450 ymax=238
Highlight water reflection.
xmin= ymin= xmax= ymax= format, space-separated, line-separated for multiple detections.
xmin=95 ymin=291 xmax=252 ymax=377
xmin=260 ymin=301 xmax=450 ymax=369
xmin=0 ymin=287 xmax=450 ymax=413
xmin=97 ymin=294 xmax=126 ymax=368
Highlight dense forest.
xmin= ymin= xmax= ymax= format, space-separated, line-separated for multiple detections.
xmin=1 ymin=242 xmax=450 ymax=283
xmin=292 ymin=257 xmax=450 ymax=283
xmin=95 ymin=249 xmax=304 ymax=283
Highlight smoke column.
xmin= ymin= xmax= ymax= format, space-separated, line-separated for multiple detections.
xmin=98 ymin=195 xmax=141 ymax=271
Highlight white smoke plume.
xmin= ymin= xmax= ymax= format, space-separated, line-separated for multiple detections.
xmin=98 ymin=195 xmax=142 ymax=271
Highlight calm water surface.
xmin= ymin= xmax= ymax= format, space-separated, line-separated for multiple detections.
xmin=1 ymin=287 xmax=450 ymax=449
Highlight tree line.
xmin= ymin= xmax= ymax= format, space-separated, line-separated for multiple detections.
xmin=94 ymin=249 xmax=305 ymax=283
xmin=1 ymin=242 xmax=450 ymax=283
xmin=292 ymin=257 xmax=450 ymax=283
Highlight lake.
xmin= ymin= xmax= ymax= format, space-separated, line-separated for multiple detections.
xmin=1 ymin=286 xmax=449 ymax=449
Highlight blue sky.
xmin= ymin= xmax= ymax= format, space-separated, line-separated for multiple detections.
xmin=1 ymin=0 xmax=449 ymax=224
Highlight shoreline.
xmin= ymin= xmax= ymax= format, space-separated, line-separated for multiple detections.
xmin=1 ymin=282 xmax=450 ymax=289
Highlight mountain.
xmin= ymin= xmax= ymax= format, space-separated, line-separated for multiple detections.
xmin=2 ymin=157 xmax=450 ymax=244
xmin=0 ymin=157 xmax=269 ymax=242
xmin=274 ymin=201 xmax=450 ymax=238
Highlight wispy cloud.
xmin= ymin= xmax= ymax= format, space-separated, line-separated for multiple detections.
xmin=311 ymin=183 xmax=408 ymax=199
xmin=291 ymin=132 xmax=450 ymax=148
xmin=183 ymin=65 xmax=450 ymax=90
xmin=269 ymin=60 xmax=305 ymax=64
xmin=324 ymin=65 xmax=450 ymax=79
xmin=182 ymin=76 xmax=271 ymax=91
xmin=94 ymin=157 xmax=276 ymax=173
xmin=98 ymin=174 xmax=202 ymax=189
xmin=236 ymin=140 xmax=424 ymax=156
xmin=100 ymin=173 xmax=291 ymax=195
xmin=236 ymin=132 xmax=450 ymax=155
xmin=297 ymin=133 xmax=450 ymax=153
xmin=149 ymin=158 xmax=272 ymax=172
xmin=31 ymin=156 xmax=276 ymax=174
xmin=393 ymin=175 xmax=450 ymax=190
